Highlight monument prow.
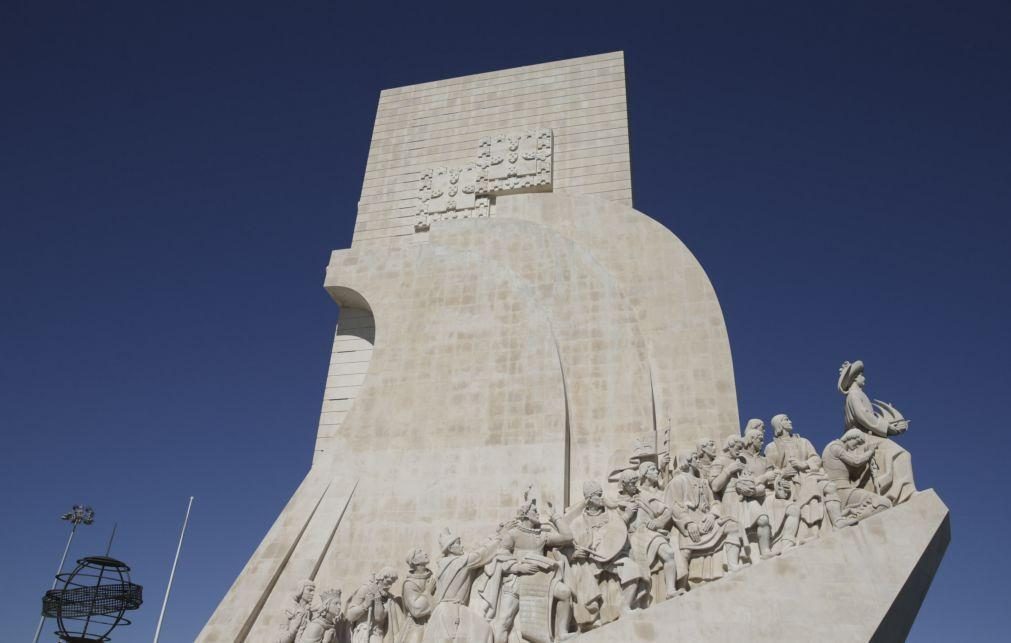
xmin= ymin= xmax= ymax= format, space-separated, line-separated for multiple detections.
xmin=198 ymin=53 xmax=947 ymax=643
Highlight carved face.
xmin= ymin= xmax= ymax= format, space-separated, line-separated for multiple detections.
xmin=678 ymin=453 xmax=695 ymax=473
xmin=642 ymin=462 xmax=659 ymax=484
xmin=585 ymin=489 xmax=605 ymax=509
xmin=725 ymin=438 xmax=742 ymax=457
xmin=745 ymin=432 xmax=763 ymax=453
xmin=700 ymin=440 xmax=717 ymax=459
xmin=414 ymin=551 xmax=430 ymax=566
xmin=380 ymin=574 xmax=397 ymax=592
xmin=448 ymin=539 xmax=464 ymax=556
xmin=522 ymin=502 xmax=541 ymax=526
xmin=856 ymin=373 xmax=866 ymax=388
xmin=301 ymin=583 xmax=315 ymax=603
xmin=620 ymin=477 xmax=639 ymax=495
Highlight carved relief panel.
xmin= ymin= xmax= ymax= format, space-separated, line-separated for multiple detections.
xmin=415 ymin=128 xmax=553 ymax=232
xmin=478 ymin=129 xmax=553 ymax=194
xmin=415 ymin=165 xmax=489 ymax=231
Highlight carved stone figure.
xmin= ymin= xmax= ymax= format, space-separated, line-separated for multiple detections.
xmin=346 ymin=568 xmax=403 ymax=643
xmin=711 ymin=430 xmax=800 ymax=560
xmin=275 ymin=579 xmax=316 ymax=643
xmin=566 ymin=481 xmax=646 ymax=631
xmin=616 ymin=468 xmax=679 ymax=602
xmin=765 ymin=414 xmax=856 ymax=538
xmin=664 ymin=450 xmax=743 ymax=588
xmin=472 ymin=532 xmax=526 ymax=643
xmin=423 ymin=528 xmax=500 ymax=643
xmin=822 ymin=429 xmax=893 ymax=520
xmin=497 ymin=498 xmax=576 ymax=642
xmin=300 ymin=588 xmax=343 ymax=643
xmin=838 ymin=360 xmax=917 ymax=504
xmin=744 ymin=418 xmax=766 ymax=443
xmin=693 ymin=439 xmax=718 ymax=483
xmin=398 ymin=549 xmax=435 ymax=643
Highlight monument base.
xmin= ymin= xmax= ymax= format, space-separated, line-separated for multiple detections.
xmin=578 ymin=489 xmax=950 ymax=642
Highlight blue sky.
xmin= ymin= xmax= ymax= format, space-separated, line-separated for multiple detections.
xmin=2 ymin=2 xmax=1008 ymax=640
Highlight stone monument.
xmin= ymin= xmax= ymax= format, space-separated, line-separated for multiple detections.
xmin=197 ymin=52 xmax=948 ymax=642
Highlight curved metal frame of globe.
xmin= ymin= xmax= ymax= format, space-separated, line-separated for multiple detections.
xmin=42 ymin=556 xmax=143 ymax=642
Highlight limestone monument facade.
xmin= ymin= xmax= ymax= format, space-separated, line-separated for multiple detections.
xmin=198 ymin=52 xmax=948 ymax=642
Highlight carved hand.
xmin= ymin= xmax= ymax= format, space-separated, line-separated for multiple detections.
xmin=700 ymin=514 xmax=715 ymax=532
xmin=686 ymin=522 xmax=701 ymax=542
xmin=545 ymin=501 xmax=560 ymax=522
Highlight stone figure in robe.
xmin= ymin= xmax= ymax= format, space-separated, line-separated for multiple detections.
xmin=300 ymin=588 xmax=343 ymax=643
xmin=664 ymin=450 xmax=742 ymax=587
xmin=838 ymin=360 xmax=917 ymax=504
xmin=398 ymin=549 xmax=436 ymax=643
xmin=765 ymin=413 xmax=855 ymax=539
xmin=822 ymin=429 xmax=893 ymax=519
xmin=345 ymin=568 xmax=404 ymax=643
xmin=615 ymin=467 xmax=679 ymax=603
xmin=422 ymin=528 xmax=501 ymax=643
xmin=275 ymin=579 xmax=316 ymax=643
xmin=565 ymin=480 xmax=646 ymax=631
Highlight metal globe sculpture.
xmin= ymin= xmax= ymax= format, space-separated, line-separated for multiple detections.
xmin=42 ymin=556 xmax=143 ymax=642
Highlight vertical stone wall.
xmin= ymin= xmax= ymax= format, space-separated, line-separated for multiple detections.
xmin=313 ymin=307 xmax=374 ymax=464
xmin=354 ymin=52 xmax=633 ymax=245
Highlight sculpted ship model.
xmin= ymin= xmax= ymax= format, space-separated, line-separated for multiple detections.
xmin=198 ymin=53 xmax=949 ymax=643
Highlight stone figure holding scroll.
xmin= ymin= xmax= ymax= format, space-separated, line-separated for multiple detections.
xmin=765 ymin=414 xmax=856 ymax=538
xmin=275 ymin=579 xmax=316 ymax=643
xmin=838 ymin=360 xmax=917 ymax=504
xmin=566 ymin=481 xmax=646 ymax=630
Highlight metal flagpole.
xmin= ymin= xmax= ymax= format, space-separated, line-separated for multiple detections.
xmin=34 ymin=505 xmax=95 ymax=643
xmin=153 ymin=496 xmax=194 ymax=643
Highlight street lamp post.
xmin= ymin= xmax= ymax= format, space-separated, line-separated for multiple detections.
xmin=33 ymin=505 xmax=95 ymax=643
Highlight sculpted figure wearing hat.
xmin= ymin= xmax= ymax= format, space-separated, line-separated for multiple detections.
xmin=838 ymin=360 xmax=917 ymax=504
xmin=422 ymin=528 xmax=503 ymax=643
xmin=566 ymin=480 xmax=647 ymax=630
xmin=495 ymin=497 xmax=576 ymax=642
xmin=300 ymin=588 xmax=343 ymax=643
xmin=398 ymin=549 xmax=435 ymax=643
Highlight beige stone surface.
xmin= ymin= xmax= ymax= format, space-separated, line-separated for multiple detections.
xmin=576 ymin=489 xmax=950 ymax=642
xmin=354 ymin=52 xmax=633 ymax=246
xmin=197 ymin=54 xmax=741 ymax=642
